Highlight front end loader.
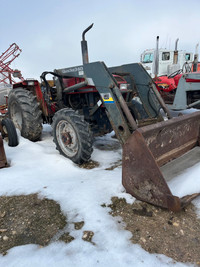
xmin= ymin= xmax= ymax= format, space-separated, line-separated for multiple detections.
xmin=82 ymin=60 xmax=200 ymax=212
xmin=8 ymin=24 xmax=200 ymax=211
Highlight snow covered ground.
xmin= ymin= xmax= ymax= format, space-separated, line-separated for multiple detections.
xmin=0 ymin=124 xmax=200 ymax=267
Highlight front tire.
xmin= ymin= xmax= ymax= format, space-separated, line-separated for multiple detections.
xmin=8 ymin=88 xmax=42 ymax=141
xmin=1 ymin=118 xmax=19 ymax=147
xmin=52 ymin=108 xmax=93 ymax=164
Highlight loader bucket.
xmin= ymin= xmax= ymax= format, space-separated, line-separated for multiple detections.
xmin=0 ymin=135 xmax=7 ymax=168
xmin=122 ymin=112 xmax=200 ymax=211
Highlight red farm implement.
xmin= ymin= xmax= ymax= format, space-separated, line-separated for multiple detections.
xmin=0 ymin=43 xmax=24 ymax=113
xmin=0 ymin=43 xmax=24 ymax=85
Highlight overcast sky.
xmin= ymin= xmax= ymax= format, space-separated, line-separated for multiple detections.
xmin=1 ymin=0 xmax=200 ymax=80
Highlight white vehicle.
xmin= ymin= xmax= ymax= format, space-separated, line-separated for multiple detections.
xmin=140 ymin=38 xmax=193 ymax=77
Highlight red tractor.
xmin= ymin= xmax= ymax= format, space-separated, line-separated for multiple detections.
xmin=8 ymin=24 xmax=149 ymax=164
xmin=154 ymin=64 xmax=200 ymax=107
xmin=154 ymin=69 xmax=183 ymax=104
xmin=152 ymin=36 xmax=200 ymax=108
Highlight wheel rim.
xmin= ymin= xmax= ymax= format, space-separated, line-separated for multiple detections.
xmin=56 ymin=120 xmax=79 ymax=157
xmin=10 ymin=102 xmax=23 ymax=130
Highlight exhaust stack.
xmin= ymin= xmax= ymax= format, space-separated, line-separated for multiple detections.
xmin=81 ymin=23 xmax=94 ymax=64
xmin=154 ymin=36 xmax=159 ymax=78
xmin=173 ymin=38 xmax=179 ymax=64
xmin=193 ymin=43 xmax=199 ymax=72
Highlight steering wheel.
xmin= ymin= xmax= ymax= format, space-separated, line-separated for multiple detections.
xmin=168 ymin=69 xmax=182 ymax=79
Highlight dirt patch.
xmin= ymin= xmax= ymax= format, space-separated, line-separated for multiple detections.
xmin=108 ymin=197 xmax=200 ymax=265
xmin=79 ymin=160 xmax=99 ymax=169
xmin=59 ymin=232 xmax=75 ymax=243
xmin=0 ymin=194 xmax=69 ymax=254
xmin=0 ymin=194 xmax=96 ymax=255
xmin=105 ymin=160 xmax=122 ymax=170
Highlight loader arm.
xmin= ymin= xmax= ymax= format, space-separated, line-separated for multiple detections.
xmin=83 ymin=61 xmax=134 ymax=143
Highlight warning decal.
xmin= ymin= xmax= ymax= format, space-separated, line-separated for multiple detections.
xmin=101 ymin=93 xmax=114 ymax=103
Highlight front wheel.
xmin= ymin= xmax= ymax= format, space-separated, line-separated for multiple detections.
xmin=52 ymin=108 xmax=93 ymax=164
xmin=1 ymin=118 xmax=19 ymax=147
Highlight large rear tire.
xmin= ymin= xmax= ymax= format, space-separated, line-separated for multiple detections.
xmin=1 ymin=118 xmax=19 ymax=147
xmin=8 ymin=88 xmax=42 ymax=141
xmin=129 ymin=99 xmax=148 ymax=121
xmin=52 ymin=108 xmax=93 ymax=164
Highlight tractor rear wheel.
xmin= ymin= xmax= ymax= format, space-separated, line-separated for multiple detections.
xmin=129 ymin=99 xmax=148 ymax=121
xmin=1 ymin=118 xmax=19 ymax=147
xmin=8 ymin=88 xmax=42 ymax=141
xmin=52 ymin=108 xmax=93 ymax=164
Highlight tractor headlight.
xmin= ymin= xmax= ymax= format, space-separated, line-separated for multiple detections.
xmin=27 ymin=81 xmax=35 ymax=86
xmin=120 ymin=83 xmax=128 ymax=90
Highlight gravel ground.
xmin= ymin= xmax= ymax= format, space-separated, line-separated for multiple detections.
xmin=108 ymin=197 xmax=200 ymax=265
xmin=1 ymin=192 xmax=200 ymax=266
xmin=0 ymin=194 xmax=95 ymax=256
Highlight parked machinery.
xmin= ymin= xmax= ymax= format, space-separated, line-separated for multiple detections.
xmin=151 ymin=37 xmax=200 ymax=110
xmin=8 ymin=24 xmax=200 ymax=211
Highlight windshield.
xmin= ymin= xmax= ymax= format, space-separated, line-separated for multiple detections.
xmin=185 ymin=53 xmax=191 ymax=61
xmin=142 ymin=53 xmax=153 ymax=63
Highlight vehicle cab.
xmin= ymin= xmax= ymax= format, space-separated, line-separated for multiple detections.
xmin=141 ymin=49 xmax=193 ymax=77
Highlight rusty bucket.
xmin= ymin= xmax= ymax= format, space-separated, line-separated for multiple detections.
xmin=122 ymin=112 xmax=200 ymax=211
